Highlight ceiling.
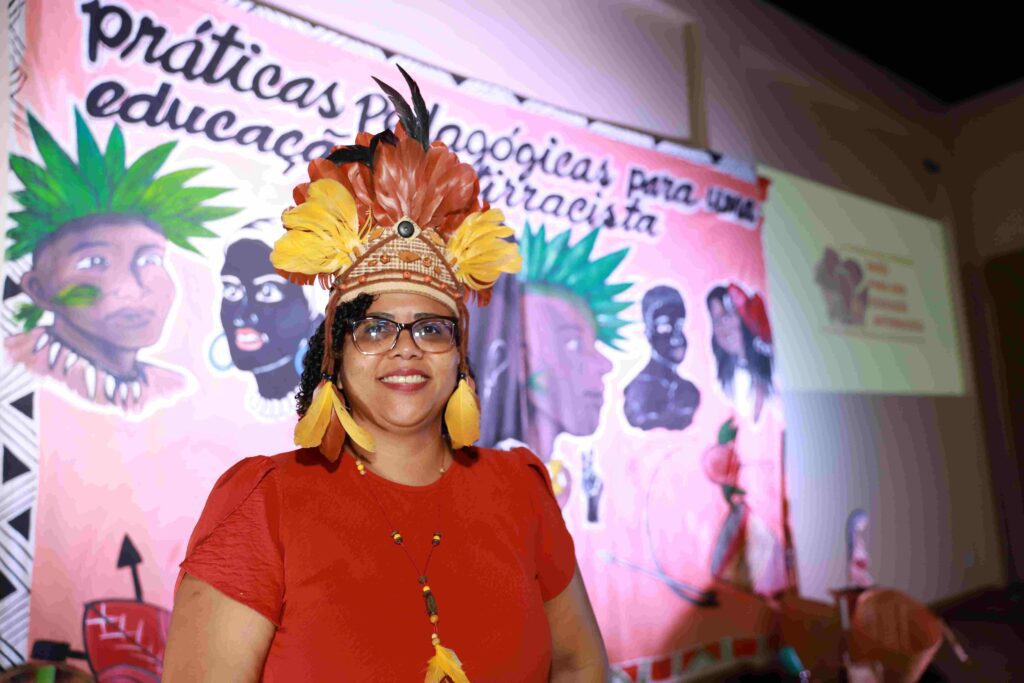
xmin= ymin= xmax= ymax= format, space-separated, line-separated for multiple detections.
xmin=760 ymin=2 xmax=1022 ymax=105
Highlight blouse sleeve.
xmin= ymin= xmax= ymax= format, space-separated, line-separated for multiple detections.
xmin=176 ymin=456 xmax=284 ymax=625
xmin=513 ymin=447 xmax=577 ymax=601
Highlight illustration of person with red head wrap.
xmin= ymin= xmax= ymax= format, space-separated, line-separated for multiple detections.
xmin=706 ymin=283 xmax=774 ymax=422
xmin=4 ymin=110 xmax=239 ymax=413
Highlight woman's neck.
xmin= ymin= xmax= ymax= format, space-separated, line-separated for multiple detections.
xmin=351 ymin=426 xmax=451 ymax=486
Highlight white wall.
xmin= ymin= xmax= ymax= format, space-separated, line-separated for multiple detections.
xmin=266 ymin=0 xmax=696 ymax=140
xmin=675 ymin=0 xmax=1003 ymax=602
xmin=950 ymin=83 xmax=1024 ymax=261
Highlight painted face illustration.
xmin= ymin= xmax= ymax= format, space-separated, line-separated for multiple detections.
xmin=709 ymin=297 xmax=744 ymax=357
xmin=220 ymin=239 xmax=310 ymax=371
xmin=523 ymin=289 xmax=613 ymax=437
xmin=649 ymin=302 xmax=687 ymax=364
xmin=25 ymin=218 xmax=174 ymax=350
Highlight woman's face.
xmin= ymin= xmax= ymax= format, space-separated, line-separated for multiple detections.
xmin=709 ymin=297 xmax=744 ymax=357
xmin=340 ymin=292 xmax=460 ymax=435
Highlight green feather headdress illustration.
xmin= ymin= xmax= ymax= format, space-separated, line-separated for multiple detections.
xmin=519 ymin=223 xmax=633 ymax=349
xmin=7 ymin=109 xmax=241 ymax=330
xmin=7 ymin=109 xmax=239 ymax=261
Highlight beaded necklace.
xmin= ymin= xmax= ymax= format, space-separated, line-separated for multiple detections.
xmin=353 ymin=448 xmax=471 ymax=683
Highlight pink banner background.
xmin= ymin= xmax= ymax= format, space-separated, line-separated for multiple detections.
xmin=2 ymin=0 xmax=785 ymax=677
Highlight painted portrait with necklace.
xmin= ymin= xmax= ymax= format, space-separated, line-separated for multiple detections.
xmin=623 ymin=284 xmax=701 ymax=432
xmin=4 ymin=110 xmax=239 ymax=415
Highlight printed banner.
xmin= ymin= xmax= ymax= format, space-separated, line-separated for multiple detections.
xmin=1 ymin=1 xmax=787 ymax=678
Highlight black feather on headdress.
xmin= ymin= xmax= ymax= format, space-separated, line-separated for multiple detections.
xmin=398 ymin=64 xmax=432 ymax=149
xmin=372 ymin=64 xmax=432 ymax=151
xmin=324 ymin=66 xmax=430 ymax=169
xmin=325 ymin=129 xmax=399 ymax=169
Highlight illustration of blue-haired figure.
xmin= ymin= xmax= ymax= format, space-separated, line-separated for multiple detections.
xmin=208 ymin=218 xmax=324 ymax=419
xmin=469 ymin=224 xmax=632 ymax=517
xmin=4 ymin=111 xmax=238 ymax=413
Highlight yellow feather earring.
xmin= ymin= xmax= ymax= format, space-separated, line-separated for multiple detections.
xmin=444 ymin=303 xmax=480 ymax=449
xmin=293 ymin=377 xmax=375 ymax=461
xmin=294 ymin=289 xmax=375 ymax=460
xmin=444 ymin=375 xmax=480 ymax=449
xmin=328 ymin=381 xmax=375 ymax=453
xmin=294 ymin=379 xmax=336 ymax=449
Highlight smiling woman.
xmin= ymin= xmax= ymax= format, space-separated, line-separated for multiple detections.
xmin=164 ymin=67 xmax=609 ymax=682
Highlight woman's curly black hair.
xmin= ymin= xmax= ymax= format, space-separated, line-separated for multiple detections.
xmin=295 ymin=293 xmax=375 ymax=416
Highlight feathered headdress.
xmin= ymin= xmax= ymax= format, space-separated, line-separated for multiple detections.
xmin=273 ymin=66 xmax=521 ymax=466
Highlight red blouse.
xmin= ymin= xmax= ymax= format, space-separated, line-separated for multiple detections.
xmin=177 ymin=446 xmax=576 ymax=681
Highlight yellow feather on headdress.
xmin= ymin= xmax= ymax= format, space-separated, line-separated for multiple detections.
xmin=445 ymin=209 xmax=522 ymax=292
xmin=271 ymin=178 xmax=369 ymax=279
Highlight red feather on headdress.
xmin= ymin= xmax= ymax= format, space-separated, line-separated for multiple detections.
xmin=371 ymin=124 xmax=483 ymax=236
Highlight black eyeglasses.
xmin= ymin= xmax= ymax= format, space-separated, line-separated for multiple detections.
xmin=349 ymin=316 xmax=458 ymax=355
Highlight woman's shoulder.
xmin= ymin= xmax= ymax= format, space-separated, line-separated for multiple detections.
xmin=467 ymin=445 xmax=563 ymax=515
xmin=264 ymin=447 xmax=339 ymax=486
xmin=470 ymin=442 xmax=538 ymax=467
xmin=196 ymin=455 xmax=283 ymax=519
xmin=206 ymin=448 xmax=324 ymax=496
xmin=209 ymin=455 xmax=278 ymax=494
xmin=467 ymin=444 xmax=550 ymax=489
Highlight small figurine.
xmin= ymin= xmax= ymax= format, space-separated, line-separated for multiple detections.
xmin=846 ymin=508 xmax=874 ymax=588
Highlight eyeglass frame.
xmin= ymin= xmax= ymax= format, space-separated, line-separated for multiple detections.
xmin=347 ymin=315 xmax=460 ymax=355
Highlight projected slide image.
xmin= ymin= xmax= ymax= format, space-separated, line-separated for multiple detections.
xmin=816 ymin=245 xmax=926 ymax=342
xmin=761 ymin=166 xmax=964 ymax=395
